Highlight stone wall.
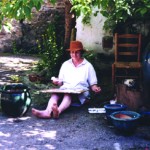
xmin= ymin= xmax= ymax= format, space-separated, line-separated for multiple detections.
xmin=0 ymin=19 xmax=22 ymax=53
xmin=0 ymin=0 xmax=65 ymax=53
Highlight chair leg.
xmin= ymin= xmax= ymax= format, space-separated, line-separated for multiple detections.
xmin=112 ymin=64 xmax=115 ymax=92
xmin=139 ymin=67 xmax=142 ymax=87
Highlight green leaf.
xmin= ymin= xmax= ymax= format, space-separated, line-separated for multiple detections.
xmin=49 ymin=0 xmax=56 ymax=5
xmin=35 ymin=1 xmax=42 ymax=10
xmin=24 ymin=6 xmax=31 ymax=18
xmin=146 ymin=5 xmax=150 ymax=8
xmin=140 ymin=7 xmax=148 ymax=15
xmin=29 ymin=1 xmax=34 ymax=8
xmin=23 ymin=0 xmax=28 ymax=3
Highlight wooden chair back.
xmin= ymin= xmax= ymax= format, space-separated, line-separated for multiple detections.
xmin=114 ymin=33 xmax=141 ymax=62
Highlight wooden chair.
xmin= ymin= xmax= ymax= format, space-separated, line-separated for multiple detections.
xmin=112 ymin=33 xmax=142 ymax=89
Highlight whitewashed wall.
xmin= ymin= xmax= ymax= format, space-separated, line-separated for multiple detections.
xmin=76 ymin=12 xmax=113 ymax=54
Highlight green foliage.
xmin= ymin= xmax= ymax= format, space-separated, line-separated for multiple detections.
xmin=71 ymin=0 xmax=93 ymax=25
xmin=10 ymin=75 xmax=21 ymax=83
xmin=0 ymin=2 xmax=4 ymax=29
xmin=1 ymin=0 xmax=150 ymax=34
xmin=84 ymin=51 xmax=96 ymax=65
xmin=71 ymin=0 xmax=150 ymax=33
xmin=12 ymin=41 xmax=28 ymax=55
xmin=84 ymin=51 xmax=100 ymax=73
xmin=0 ymin=0 xmax=56 ymax=27
xmin=36 ymin=23 xmax=64 ymax=78
xmin=1 ymin=0 xmax=43 ymax=20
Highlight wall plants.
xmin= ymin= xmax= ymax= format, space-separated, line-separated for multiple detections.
xmin=71 ymin=0 xmax=150 ymax=34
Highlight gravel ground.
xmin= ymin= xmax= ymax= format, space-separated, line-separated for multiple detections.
xmin=0 ymin=55 xmax=150 ymax=150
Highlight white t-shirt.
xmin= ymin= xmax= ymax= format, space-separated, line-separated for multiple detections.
xmin=58 ymin=58 xmax=98 ymax=104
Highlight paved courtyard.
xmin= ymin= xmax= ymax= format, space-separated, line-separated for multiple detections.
xmin=0 ymin=54 xmax=150 ymax=150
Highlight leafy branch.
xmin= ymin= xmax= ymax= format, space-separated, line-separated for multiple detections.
xmin=70 ymin=0 xmax=150 ymax=33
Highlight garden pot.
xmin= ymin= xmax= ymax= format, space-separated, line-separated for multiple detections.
xmin=28 ymin=74 xmax=41 ymax=82
xmin=104 ymin=104 xmax=127 ymax=124
xmin=110 ymin=111 xmax=141 ymax=134
xmin=0 ymin=84 xmax=32 ymax=117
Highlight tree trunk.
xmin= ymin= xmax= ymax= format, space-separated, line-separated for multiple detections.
xmin=64 ymin=0 xmax=76 ymax=49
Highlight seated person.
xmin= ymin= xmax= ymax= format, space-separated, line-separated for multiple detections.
xmin=32 ymin=41 xmax=101 ymax=119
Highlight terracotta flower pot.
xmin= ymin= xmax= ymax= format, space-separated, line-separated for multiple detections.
xmin=28 ymin=74 xmax=41 ymax=82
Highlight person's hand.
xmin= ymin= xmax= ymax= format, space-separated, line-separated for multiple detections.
xmin=51 ymin=77 xmax=63 ymax=86
xmin=91 ymin=85 xmax=101 ymax=93
xmin=52 ymin=80 xmax=62 ymax=85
